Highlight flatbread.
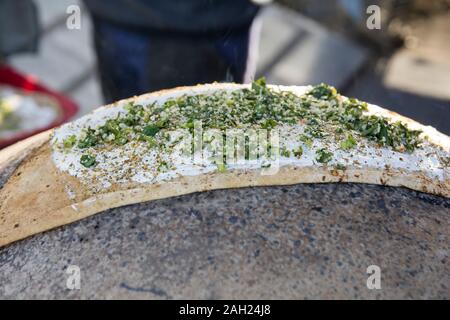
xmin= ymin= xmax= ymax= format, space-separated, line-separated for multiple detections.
xmin=0 ymin=83 xmax=448 ymax=247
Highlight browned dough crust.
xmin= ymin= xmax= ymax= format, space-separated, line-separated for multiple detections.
xmin=0 ymin=84 xmax=449 ymax=248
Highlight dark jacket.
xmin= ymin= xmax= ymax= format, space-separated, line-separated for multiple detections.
xmin=0 ymin=0 xmax=39 ymax=58
xmin=83 ymin=0 xmax=260 ymax=33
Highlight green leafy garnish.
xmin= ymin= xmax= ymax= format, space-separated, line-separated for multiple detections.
xmin=216 ymin=163 xmax=227 ymax=172
xmin=335 ymin=163 xmax=346 ymax=170
xmin=304 ymin=125 xmax=324 ymax=138
xmin=341 ymin=100 xmax=421 ymax=152
xmin=143 ymin=124 xmax=160 ymax=137
xmin=67 ymin=79 xmax=423 ymax=167
xmin=0 ymin=99 xmax=20 ymax=131
xmin=315 ymin=148 xmax=333 ymax=164
xmin=299 ymin=134 xmax=313 ymax=148
xmin=252 ymin=77 xmax=267 ymax=92
xmin=340 ymin=134 xmax=357 ymax=150
xmin=157 ymin=161 xmax=169 ymax=172
xmin=307 ymin=83 xmax=337 ymax=100
xmin=293 ymin=146 xmax=303 ymax=158
xmin=261 ymin=119 xmax=278 ymax=129
xmin=77 ymin=129 xmax=98 ymax=149
xmin=280 ymin=147 xmax=291 ymax=158
xmin=63 ymin=135 xmax=77 ymax=148
xmin=80 ymin=154 xmax=96 ymax=168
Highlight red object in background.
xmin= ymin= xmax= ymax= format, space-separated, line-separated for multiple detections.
xmin=0 ymin=64 xmax=78 ymax=149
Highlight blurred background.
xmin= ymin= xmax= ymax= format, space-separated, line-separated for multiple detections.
xmin=0 ymin=0 xmax=449 ymax=148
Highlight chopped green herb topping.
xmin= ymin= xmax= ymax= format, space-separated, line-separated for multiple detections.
xmin=307 ymin=83 xmax=337 ymax=100
xmin=280 ymin=147 xmax=291 ymax=158
xmin=340 ymin=134 xmax=357 ymax=150
xmin=216 ymin=163 xmax=227 ymax=172
xmin=80 ymin=154 xmax=96 ymax=168
xmin=143 ymin=124 xmax=161 ymax=137
xmin=63 ymin=78 xmax=423 ymax=168
xmin=293 ymin=146 xmax=303 ymax=158
xmin=299 ymin=134 xmax=313 ymax=148
xmin=340 ymin=100 xmax=422 ymax=152
xmin=63 ymin=135 xmax=76 ymax=148
xmin=77 ymin=128 xmax=98 ymax=149
xmin=315 ymin=148 xmax=333 ymax=164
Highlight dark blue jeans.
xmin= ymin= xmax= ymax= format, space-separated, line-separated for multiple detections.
xmin=93 ymin=17 xmax=254 ymax=103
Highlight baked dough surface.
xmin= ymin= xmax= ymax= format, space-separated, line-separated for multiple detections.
xmin=0 ymin=84 xmax=448 ymax=247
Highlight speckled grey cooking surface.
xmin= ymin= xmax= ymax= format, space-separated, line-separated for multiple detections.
xmin=0 ymin=161 xmax=449 ymax=299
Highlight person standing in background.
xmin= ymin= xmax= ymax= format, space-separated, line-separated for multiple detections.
xmin=83 ymin=0 xmax=264 ymax=103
